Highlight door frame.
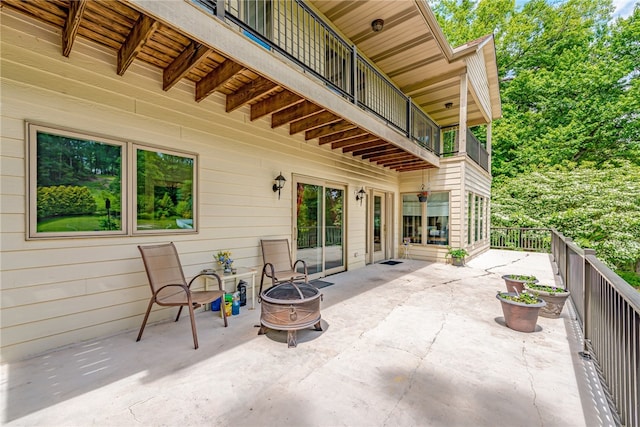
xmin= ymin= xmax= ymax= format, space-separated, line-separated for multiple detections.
xmin=367 ymin=189 xmax=393 ymax=264
xmin=292 ymin=175 xmax=347 ymax=280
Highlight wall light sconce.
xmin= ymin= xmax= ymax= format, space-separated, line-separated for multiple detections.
xmin=371 ymin=19 xmax=384 ymax=32
xmin=272 ymin=171 xmax=286 ymax=199
xmin=445 ymin=102 xmax=453 ymax=109
xmin=355 ymin=187 xmax=366 ymax=206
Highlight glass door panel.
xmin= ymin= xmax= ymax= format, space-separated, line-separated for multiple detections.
xmin=324 ymin=187 xmax=344 ymax=272
xmin=372 ymin=193 xmax=386 ymax=262
xmin=296 ymin=182 xmax=322 ymax=275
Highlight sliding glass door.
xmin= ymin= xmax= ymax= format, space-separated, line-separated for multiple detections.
xmin=294 ymin=178 xmax=345 ymax=278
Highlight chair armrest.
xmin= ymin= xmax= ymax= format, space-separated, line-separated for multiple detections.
xmin=292 ymin=259 xmax=308 ymax=275
xmin=189 ymin=272 xmax=224 ymax=291
xmin=262 ymin=262 xmax=276 ymax=279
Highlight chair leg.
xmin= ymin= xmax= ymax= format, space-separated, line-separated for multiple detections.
xmin=187 ymin=303 xmax=199 ymax=349
xmin=175 ymin=306 xmax=184 ymax=322
xmin=221 ymin=297 xmax=228 ymax=327
xmin=136 ymin=298 xmax=154 ymax=342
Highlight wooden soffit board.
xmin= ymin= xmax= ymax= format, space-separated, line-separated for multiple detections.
xmin=2 ymin=0 xmax=439 ymax=170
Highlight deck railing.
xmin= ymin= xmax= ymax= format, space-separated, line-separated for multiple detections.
xmin=490 ymin=227 xmax=551 ymax=252
xmin=551 ymin=229 xmax=639 ymax=427
xmin=441 ymin=128 xmax=489 ymax=171
xmin=193 ymin=0 xmax=440 ymax=155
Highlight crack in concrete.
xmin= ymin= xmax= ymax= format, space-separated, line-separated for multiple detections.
xmin=381 ymin=287 xmax=452 ymax=427
xmin=522 ymin=345 xmax=543 ymax=426
xmin=485 ymin=253 xmax=532 ymax=273
xmin=128 ymin=397 xmax=153 ymax=424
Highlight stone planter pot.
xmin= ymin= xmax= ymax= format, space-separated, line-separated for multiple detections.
xmin=496 ymin=292 xmax=546 ymax=332
xmin=501 ymin=274 xmax=539 ymax=293
xmin=524 ymin=284 xmax=570 ymax=318
xmin=452 ymin=257 xmax=464 ymax=267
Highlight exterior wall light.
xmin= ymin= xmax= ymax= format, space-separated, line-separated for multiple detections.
xmin=355 ymin=187 xmax=366 ymax=205
xmin=371 ymin=19 xmax=384 ymax=32
xmin=445 ymin=102 xmax=453 ymax=109
xmin=272 ymin=172 xmax=286 ymax=199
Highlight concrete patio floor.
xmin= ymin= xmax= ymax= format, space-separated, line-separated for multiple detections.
xmin=1 ymin=250 xmax=614 ymax=426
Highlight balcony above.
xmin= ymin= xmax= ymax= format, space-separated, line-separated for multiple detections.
xmin=2 ymin=0 xmax=500 ymax=173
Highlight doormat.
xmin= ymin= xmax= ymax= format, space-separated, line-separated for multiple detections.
xmin=380 ymin=260 xmax=403 ymax=266
xmin=311 ymin=280 xmax=334 ymax=289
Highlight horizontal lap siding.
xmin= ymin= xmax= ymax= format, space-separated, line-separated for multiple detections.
xmin=0 ymin=9 xmax=397 ymax=362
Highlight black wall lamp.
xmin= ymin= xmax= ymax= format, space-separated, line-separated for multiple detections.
xmin=355 ymin=187 xmax=366 ymax=206
xmin=272 ymin=171 xmax=286 ymax=199
xmin=445 ymin=102 xmax=453 ymax=109
xmin=371 ymin=19 xmax=384 ymax=32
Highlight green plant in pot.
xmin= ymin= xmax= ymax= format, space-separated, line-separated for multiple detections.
xmin=447 ymin=247 xmax=468 ymax=266
xmin=523 ymin=283 xmax=570 ymax=319
xmin=496 ymin=290 xmax=546 ymax=332
xmin=501 ymin=274 xmax=539 ymax=293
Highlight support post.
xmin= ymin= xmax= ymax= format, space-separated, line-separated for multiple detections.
xmin=458 ymin=73 xmax=468 ymax=154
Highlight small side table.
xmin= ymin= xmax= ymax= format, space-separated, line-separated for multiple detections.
xmin=204 ymin=267 xmax=257 ymax=309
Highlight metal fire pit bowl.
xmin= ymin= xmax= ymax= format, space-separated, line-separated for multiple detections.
xmin=259 ymin=281 xmax=322 ymax=348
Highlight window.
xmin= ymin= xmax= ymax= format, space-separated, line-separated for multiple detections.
xmin=467 ymin=192 xmax=487 ymax=244
xmin=135 ymin=146 xmax=196 ymax=232
xmin=401 ymin=192 xmax=449 ymax=246
xmin=402 ymin=194 xmax=422 ymax=244
xmin=467 ymin=192 xmax=473 ymax=245
xmin=27 ymin=123 xmax=196 ymax=238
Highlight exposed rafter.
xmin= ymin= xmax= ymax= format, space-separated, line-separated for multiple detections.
xmin=226 ymin=76 xmax=278 ymax=112
xmin=196 ymin=59 xmax=245 ymax=102
xmin=163 ymin=41 xmax=212 ymax=91
xmin=62 ymin=0 xmax=86 ymax=57
xmin=272 ymin=101 xmax=323 ymax=128
xmin=289 ymin=111 xmax=341 ymax=135
xmin=117 ymin=14 xmax=158 ymax=76
xmin=305 ymin=120 xmax=356 ymax=140
xmin=250 ymin=91 xmax=303 ymax=121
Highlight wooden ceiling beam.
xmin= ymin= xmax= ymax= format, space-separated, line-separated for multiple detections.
xmin=271 ymin=101 xmax=323 ymax=128
xmin=318 ymin=128 xmax=367 ymax=145
xmin=361 ymin=148 xmax=404 ymax=159
xmin=401 ymin=70 xmax=462 ymax=95
xmin=62 ymin=0 xmax=87 ymax=57
xmin=373 ymin=152 xmax=414 ymax=163
xmin=351 ymin=143 xmax=393 ymax=156
xmin=332 ymin=135 xmax=381 ymax=150
xmin=117 ymin=14 xmax=159 ymax=76
xmin=196 ymin=59 xmax=245 ymax=102
xmin=396 ymin=163 xmax=433 ymax=172
xmin=163 ymin=41 xmax=212 ymax=91
xmin=226 ymin=76 xmax=278 ymax=113
xmin=250 ymin=91 xmax=303 ymax=121
xmin=305 ymin=120 xmax=356 ymax=140
xmin=378 ymin=158 xmax=418 ymax=168
xmin=289 ymin=111 xmax=340 ymax=135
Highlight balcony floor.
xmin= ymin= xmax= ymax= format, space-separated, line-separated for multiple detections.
xmin=1 ymin=250 xmax=612 ymax=426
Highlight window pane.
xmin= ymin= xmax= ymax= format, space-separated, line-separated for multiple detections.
xmin=136 ymin=148 xmax=195 ymax=232
xmin=427 ymin=192 xmax=449 ymax=245
xmin=402 ymin=194 xmax=422 ymax=244
xmin=32 ymin=128 xmax=124 ymax=236
xmin=467 ymin=192 xmax=473 ymax=245
xmin=474 ymin=195 xmax=480 ymax=242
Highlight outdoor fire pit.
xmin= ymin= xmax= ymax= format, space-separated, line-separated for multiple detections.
xmin=259 ymin=281 xmax=322 ymax=348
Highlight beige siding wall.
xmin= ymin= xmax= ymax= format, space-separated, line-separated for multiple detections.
xmin=0 ymin=10 xmax=403 ymax=362
xmin=464 ymin=159 xmax=492 ymax=257
xmin=466 ymin=53 xmax=491 ymax=122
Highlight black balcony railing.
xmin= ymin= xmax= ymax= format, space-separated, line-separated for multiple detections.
xmin=441 ymin=127 xmax=489 ymax=171
xmin=193 ymin=0 xmax=440 ymax=155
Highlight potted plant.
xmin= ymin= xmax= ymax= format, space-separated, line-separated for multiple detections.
xmin=496 ymin=290 xmax=546 ymax=332
xmin=523 ymin=283 xmax=570 ymax=318
xmin=417 ymin=190 xmax=429 ymax=202
xmin=447 ymin=247 xmax=468 ymax=266
xmin=501 ymin=274 xmax=539 ymax=293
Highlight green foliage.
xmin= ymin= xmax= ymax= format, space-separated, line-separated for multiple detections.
xmin=37 ymin=185 xmax=96 ymax=218
xmin=526 ymin=284 xmax=566 ymax=293
xmin=492 ymin=162 xmax=640 ymax=270
xmin=447 ymin=247 xmax=469 ymax=258
xmin=497 ymin=291 xmax=541 ymax=304
xmin=616 ymin=271 xmax=640 ymax=288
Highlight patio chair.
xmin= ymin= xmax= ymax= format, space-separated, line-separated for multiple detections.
xmin=259 ymin=239 xmax=308 ymax=296
xmin=137 ymin=242 xmax=227 ymax=349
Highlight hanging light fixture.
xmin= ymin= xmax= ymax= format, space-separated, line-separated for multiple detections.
xmin=272 ymin=172 xmax=286 ymax=199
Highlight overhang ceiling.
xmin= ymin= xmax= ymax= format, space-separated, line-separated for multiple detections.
xmin=2 ymin=0 xmax=442 ymax=172
xmin=309 ymin=0 xmax=502 ymax=127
